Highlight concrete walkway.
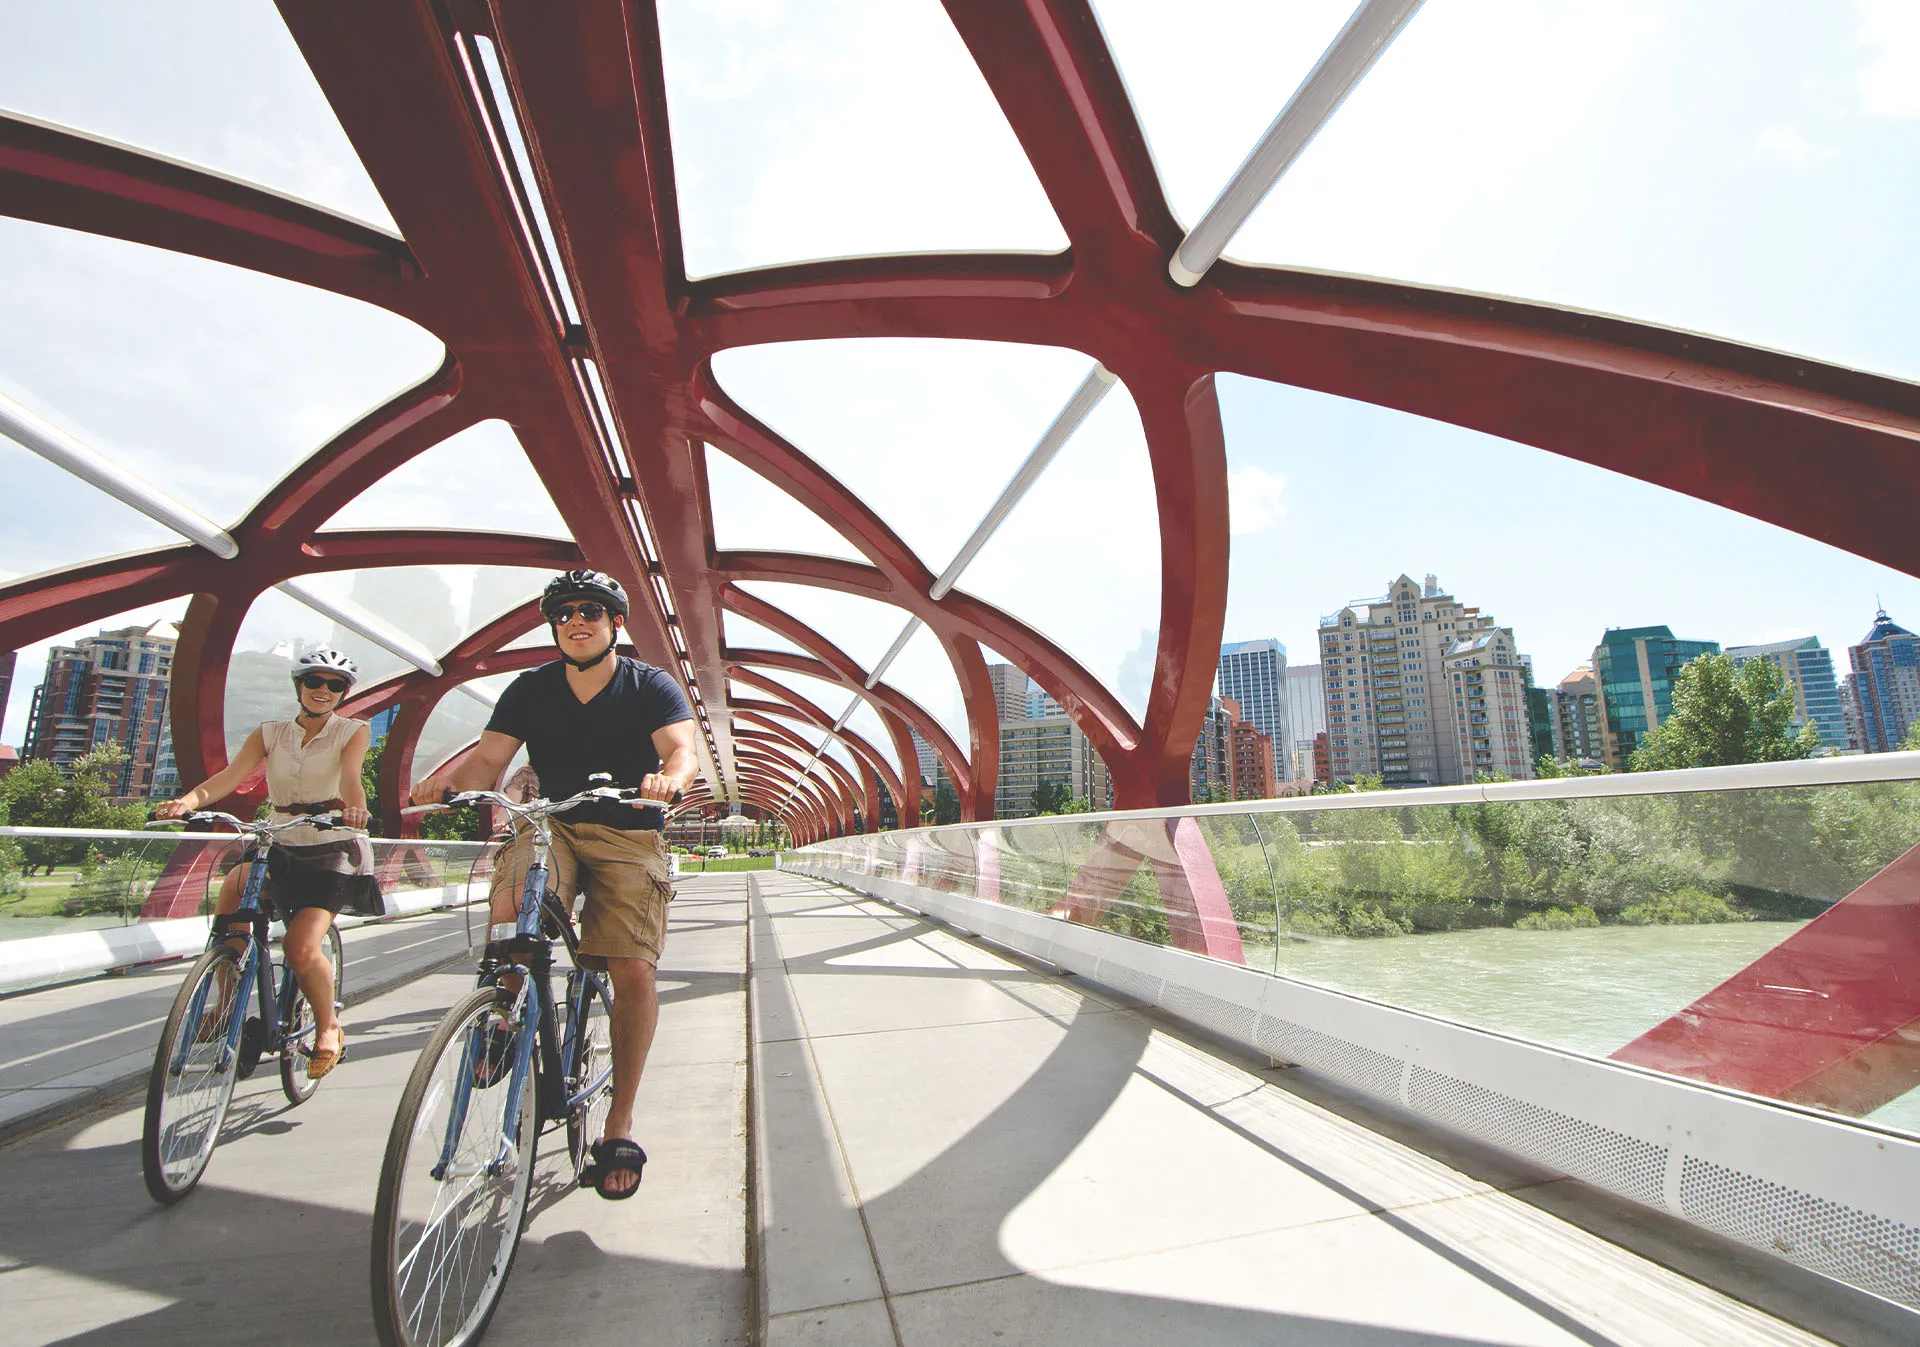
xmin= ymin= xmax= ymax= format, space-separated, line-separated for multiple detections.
xmin=3 ymin=868 xmax=1908 ymax=1345
xmin=747 ymin=872 xmax=1890 ymax=1347
xmin=0 ymin=874 xmax=750 ymax=1346
xmin=0 ymin=906 xmax=487 ymax=1143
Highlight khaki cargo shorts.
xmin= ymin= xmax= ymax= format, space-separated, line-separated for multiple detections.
xmin=488 ymin=819 xmax=674 ymax=964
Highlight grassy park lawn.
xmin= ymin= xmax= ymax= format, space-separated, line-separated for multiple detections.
xmin=3 ymin=871 xmax=77 ymax=919
xmin=675 ymin=855 xmax=777 ymax=873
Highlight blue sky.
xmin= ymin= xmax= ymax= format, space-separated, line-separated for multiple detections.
xmin=2 ymin=0 xmax=1918 ymax=754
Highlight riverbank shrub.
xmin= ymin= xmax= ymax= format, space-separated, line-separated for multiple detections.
xmin=64 ymin=848 xmax=161 ymax=918
xmin=1616 ymin=887 xmax=1746 ymax=926
xmin=1514 ymin=905 xmax=1599 ymax=931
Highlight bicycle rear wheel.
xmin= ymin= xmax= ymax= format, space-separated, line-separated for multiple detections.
xmin=371 ymin=986 xmax=536 ymax=1347
xmin=142 ymin=942 xmax=245 ymax=1204
xmin=280 ymin=922 xmax=346 ymax=1105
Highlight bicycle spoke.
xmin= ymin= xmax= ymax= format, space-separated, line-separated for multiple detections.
xmin=378 ymin=988 xmax=533 ymax=1347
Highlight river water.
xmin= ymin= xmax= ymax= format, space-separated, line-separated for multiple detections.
xmin=1259 ymin=920 xmax=1920 ymax=1137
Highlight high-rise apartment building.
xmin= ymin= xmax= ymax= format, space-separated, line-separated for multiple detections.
xmin=1189 ymin=696 xmax=1233 ymax=802
xmin=1216 ymin=639 xmax=1290 ymax=779
xmin=23 ymin=621 xmax=179 ymax=799
xmin=0 ymin=649 xmax=16 ymax=739
xmin=1849 ymin=608 xmax=1920 ymax=753
xmin=1228 ymin=711 xmax=1278 ymax=799
xmin=1545 ymin=665 xmax=1604 ymax=764
xmin=1727 ymin=636 xmax=1847 ymax=751
xmin=1592 ymin=626 xmax=1720 ymax=769
xmin=995 ymin=713 xmax=1113 ymax=818
xmin=908 ymin=726 xmax=941 ymax=786
xmin=1026 ymin=684 xmax=1064 ymax=718
xmin=1840 ymin=673 xmax=1865 ymax=752
xmin=983 ymin=661 xmax=1115 ymax=816
xmin=986 ymin=663 xmax=1033 ymax=724
xmin=1320 ymin=574 xmax=1531 ymax=786
xmin=1444 ymin=627 xmax=1534 ymax=779
xmin=1284 ymin=664 xmax=1325 ymax=784
xmin=1527 ymin=686 xmax=1555 ymax=765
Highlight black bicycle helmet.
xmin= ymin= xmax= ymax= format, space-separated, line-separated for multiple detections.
xmin=541 ymin=568 xmax=629 ymax=622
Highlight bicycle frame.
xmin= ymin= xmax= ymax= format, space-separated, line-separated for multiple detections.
xmin=163 ymin=814 xmax=339 ymax=1075
xmin=428 ymin=791 xmax=626 ymax=1180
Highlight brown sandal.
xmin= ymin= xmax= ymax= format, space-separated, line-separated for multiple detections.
xmin=307 ymin=1028 xmax=347 ymax=1080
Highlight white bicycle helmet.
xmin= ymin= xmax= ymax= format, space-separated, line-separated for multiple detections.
xmin=291 ymin=646 xmax=360 ymax=688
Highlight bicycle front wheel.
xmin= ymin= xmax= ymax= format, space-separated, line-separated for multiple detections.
xmin=142 ymin=942 xmax=245 ymax=1204
xmin=371 ymin=986 xmax=536 ymax=1347
xmin=562 ymin=966 xmax=616 ymax=1184
xmin=280 ymin=921 xmax=346 ymax=1105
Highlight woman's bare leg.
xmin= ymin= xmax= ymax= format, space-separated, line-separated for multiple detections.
xmin=283 ymin=906 xmax=342 ymax=1051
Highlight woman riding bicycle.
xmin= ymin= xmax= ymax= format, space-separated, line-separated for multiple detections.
xmin=155 ymin=647 xmax=378 ymax=1078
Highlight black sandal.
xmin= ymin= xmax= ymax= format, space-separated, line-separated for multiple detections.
xmin=579 ymin=1138 xmax=647 ymax=1200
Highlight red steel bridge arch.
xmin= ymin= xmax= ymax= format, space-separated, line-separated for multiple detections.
xmin=0 ymin=0 xmax=1916 ymax=846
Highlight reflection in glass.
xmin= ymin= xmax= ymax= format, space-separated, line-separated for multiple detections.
xmin=793 ymin=779 xmax=1920 ymax=1138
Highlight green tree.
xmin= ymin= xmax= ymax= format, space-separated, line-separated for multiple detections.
xmin=0 ymin=794 xmax=23 ymax=900
xmin=1059 ymin=796 xmax=1093 ymax=814
xmin=1905 ymin=722 xmax=1920 ymax=751
xmin=933 ymin=780 xmax=960 ymax=825
xmin=361 ymin=733 xmax=387 ymax=835
xmin=1030 ymin=778 xmax=1070 ymax=815
xmin=0 ymin=747 xmax=145 ymax=873
xmin=1629 ymin=652 xmax=1819 ymax=772
xmin=1534 ymin=755 xmax=1600 ymax=779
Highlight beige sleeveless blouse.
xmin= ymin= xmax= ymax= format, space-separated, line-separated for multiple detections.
xmin=263 ymin=716 xmax=364 ymax=845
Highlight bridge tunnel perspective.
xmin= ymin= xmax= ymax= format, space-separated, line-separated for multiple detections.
xmin=2 ymin=2 xmax=1920 ymax=1344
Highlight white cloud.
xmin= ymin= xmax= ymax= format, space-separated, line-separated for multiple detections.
xmin=659 ymin=0 xmax=1064 ymax=277
xmin=1227 ymin=465 xmax=1286 ymax=536
xmin=1756 ymin=126 xmax=1836 ymax=167
xmin=1858 ymin=0 xmax=1920 ymax=117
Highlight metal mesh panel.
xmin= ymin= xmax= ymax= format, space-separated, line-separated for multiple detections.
xmin=1162 ymin=982 xmax=1258 ymax=1044
xmin=1092 ymin=958 xmax=1164 ymax=1007
xmin=1679 ymin=1156 xmax=1920 ymax=1309
xmin=1408 ymin=1066 xmax=1667 ymax=1209
xmin=1254 ymin=1015 xmax=1404 ymax=1101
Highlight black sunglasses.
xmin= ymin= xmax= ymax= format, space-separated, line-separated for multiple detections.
xmin=299 ymin=674 xmax=351 ymax=694
xmin=551 ymin=601 xmax=608 ymax=625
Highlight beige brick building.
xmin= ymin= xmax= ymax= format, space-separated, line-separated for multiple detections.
xmin=1320 ymin=574 xmax=1534 ymax=787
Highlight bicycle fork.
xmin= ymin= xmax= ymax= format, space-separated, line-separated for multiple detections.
xmin=431 ymin=976 xmax=533 ymax=1182
xmin=172 ymin=945 xmax=259 ymax=1078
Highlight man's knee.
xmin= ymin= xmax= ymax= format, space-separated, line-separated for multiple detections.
xmin=606 ymin=956 xmax=656 ymax=998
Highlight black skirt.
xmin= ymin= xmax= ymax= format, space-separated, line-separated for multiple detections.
xmin=249 ymin=838 xmax=384 ymax=917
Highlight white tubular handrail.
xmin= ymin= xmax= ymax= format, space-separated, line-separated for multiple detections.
xmin=0 ymin=826 xmax=489 ymax=849
xmin=850 ymin=751 xmax=1920 ymax=838
xmin=0 ymin=391 xmax=239 ymax=559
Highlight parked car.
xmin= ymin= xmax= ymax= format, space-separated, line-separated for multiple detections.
xmin=705 ymin=845 xmax=729 ymax=859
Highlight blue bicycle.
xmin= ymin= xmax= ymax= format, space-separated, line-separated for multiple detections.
xmin=140 ymin=811 xmax=347 ymax=1205
xmin=370 ymin=782 xmax=646 ymax=1347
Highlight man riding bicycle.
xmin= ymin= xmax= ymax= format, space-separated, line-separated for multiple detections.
xmin=411 ymin=568 xmax=698 ymax=1199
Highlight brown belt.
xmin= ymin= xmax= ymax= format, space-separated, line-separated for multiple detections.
xmin=274 ymin=798 xmax=344 ymax=816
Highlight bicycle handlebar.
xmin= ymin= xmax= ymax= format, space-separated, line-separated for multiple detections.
xmin=146 ymin=810 xmax=355 ymax=837
xmin=403 ymin=783 xmax=682 ymax=822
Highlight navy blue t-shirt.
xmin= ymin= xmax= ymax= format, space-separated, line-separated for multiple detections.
xmin=486 ymin=657 xmax=693 ymax=830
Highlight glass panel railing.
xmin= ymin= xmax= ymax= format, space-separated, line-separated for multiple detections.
xmin=786 ymin=758 xmax=1920 ymax=1139
xmin=0 ymin=827 xmax=488 ymax=945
